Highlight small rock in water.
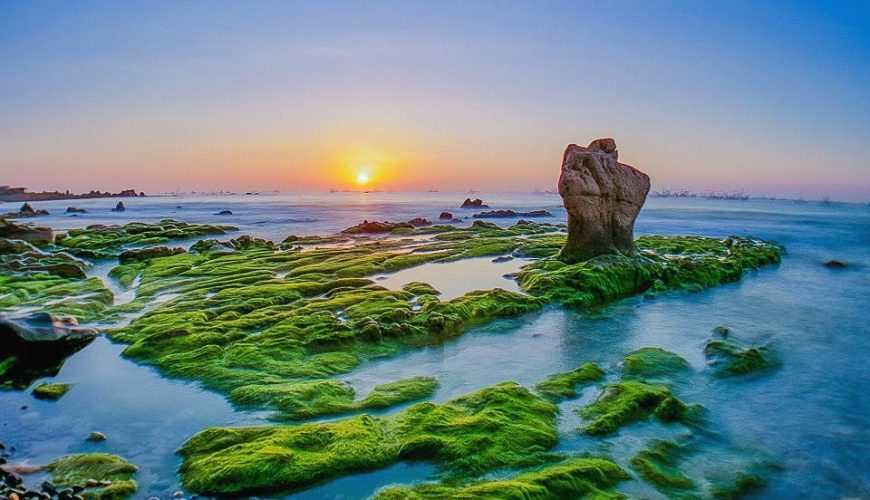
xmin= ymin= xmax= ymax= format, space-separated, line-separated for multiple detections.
xmin=176 ymin=205 xmax=183 ymax=209
xmin=86 ymin=431 xmax=106 ymax=442
xmin=111 ymin=201 xmax=126 ymax=212
xmin=439 ymin=211 xmax=453 ymax=220
xmin=492 ymin=255 xmax=514 ymax=263
xmin=173 ymin=491 xmax=185 ymax=498
xmin=214 ymin=210 xmax=233 ymax=215
xmin=823 ymin=259 xmax=847 ymax=268
xmin=712 ymin=325 xmax=731 ymax=337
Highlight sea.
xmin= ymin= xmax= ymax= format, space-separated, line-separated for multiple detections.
xmin=1 ymin=192 xmax=868 ymax=499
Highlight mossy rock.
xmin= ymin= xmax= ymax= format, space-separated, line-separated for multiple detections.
xmin=535 ymin=363 xmax=604 ymax=401
xmin=630 ymin=439 xmax=695 ymax=492
xmin=179 ymin=382 xmax=559 ymax=496
xmin=622 ymin=347 xmax=691 ymax=378
xmin=32 ymin=382 xmax=73 ymax=400
xmin=704 ymin=338 xmax=777 ymax=376
xmin=46 ymin=453 xmax=138 ymax=500
xmin=373 ymin=457 xmax=630 ymax=499
xmin=578 ymin=380 xmax=701 ymax=435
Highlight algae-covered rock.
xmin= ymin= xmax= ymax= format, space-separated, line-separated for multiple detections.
xmin=622 ymin=347 xmax=691 ymax=378
xmin=32 ymin=382 xmax=72 ymax=400
xmin=630 ymin=439 xmax=695 ymax=491
xmin=535 ymin=362 xmax=604 ymax=401
xmin=578 ymin=380 xmax=700 ymax=435
xmin=118 ymin=246 xmax=185 ymax=263
xmin=373 ymin=457 xmax=629 ymax=499
xmin=179 ymin=382 xmax=558 ymax=495
xmin=704 ymin=338 xmax=777 ymax=377
xmin=57 ymin=219 xmax=235 ymax=253
xmin=46 ymin=453 xmax=138 ymax=499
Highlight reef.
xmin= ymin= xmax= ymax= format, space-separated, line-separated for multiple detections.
xmin=178 ymin=382 xmax=559 ymax=495
xmin=534 ymin=362 xmax=604 ymax=401
xmin=704 ymin=337 xmax=777 ymax=376
xmin=45 ymin=453 xmax=138 ymax=500
xmin=577 ymin=380 xmax=701 ymax=435
xmin=622 ymin=347 xmax=691 ymax=379
xmin=630 ymin=439 xmax=695 ymax=491
xmin=373 ymin=457 xmax=629 ymax=499
xmin=56 ymin=220 xmax=236 ymax=255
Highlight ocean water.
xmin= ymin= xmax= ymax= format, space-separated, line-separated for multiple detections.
xmin=1 ymin=193 xmax=868 ymax=499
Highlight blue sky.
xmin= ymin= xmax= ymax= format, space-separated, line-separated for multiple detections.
xmin=1 ymin=1 xmax=868 ymax=199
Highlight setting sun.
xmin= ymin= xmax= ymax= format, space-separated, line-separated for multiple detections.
xmin=355 ymin=171 xmax=370 ymax=185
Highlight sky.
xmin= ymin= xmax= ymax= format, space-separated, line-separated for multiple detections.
xmin=1 ymin=1 xmax=869 ymax=200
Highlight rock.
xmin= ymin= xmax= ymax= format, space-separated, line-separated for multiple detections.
xmin=460 ymin=198 xmax=488 ymax=208
xmin=0 ymin=313 xmax=98 ymax=389
xmin=492 ymin=256 xmax=514 ymax=263
xmin=214 ymin=210 xmax=233 ymax=215
xmin=111 ymin=201 xmax=126 ymax=212
xmin=173 ymin=491 xmax=185 ymax=498
xmin=118 ymin=246 xmax=185 ymax=263
xmin=823 ymin=259 xmax=847 ymax=268
xmin=86 ymin=432 xmax=107 ymax=442
xmin=558 ymin=138 xmax=650 ymax=262
xmin=712 ymin=325 xmax=731 ymax=337
xmin=84 ymin=479 xmax=99 ymax=488
xmin=473 ymin=209 xmax=552 ymax=218
xmin=406 ymin=217 xmax=431 ymax=227
xmin=439 ymin=211 xmax=453 ymax=220
xmin=65 ymin=207 xmax=87 ymax=214
xmin=176 ymin=205 xmax=183 ymax=209
xmin=341 ymin=220 xmax=414 ymax=234
xmin=20 ymin=203 xmax=35 ymax=215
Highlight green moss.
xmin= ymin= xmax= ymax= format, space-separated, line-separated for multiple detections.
xmin=179 ymin=382 xmax=558 ymax=495
xmin=711 ymin=472 xmax=767 ymax=499
xmin=0 ymin=273 xmax=112 ymax=321
xmin=622 ymin=347 xmax=691 ymax=378
xmin=518 ymin=236 xmax=781 ymax=309
xmin=374 ymin=457 xmax=629 ymax=499
xmin=358 ymin=376 xmax=439 ymax=409
xmin=578 ymin=380 xmax=699 ymax=435
xmin=630 ymin=439 xmax=695 ymax=491
xmin=32 ymin=382 xmax=72 ymax=400
xmin=535 ymin=363 xmax=604 ymax=401
xmin=57 ymin=219 xmax=235 ymax=253
xmin=704 ymin=339 xmax=777 ymax=376
xmin=46 ymin=453 xmax=138 ymax=500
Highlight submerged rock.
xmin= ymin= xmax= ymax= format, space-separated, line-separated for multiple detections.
xmin=558 ymin=138 xmax=650 ymax=262
xmin=823 ymin=259 xmax=847 ymax=268
xmin=214 ymin=210 xmax=233 ymax=215
xmin=86 ymin=432 xmax=107 ymax=442
xmin=65 ymin=207 xmax=88 ymax=214
xmin=32 ymin=382 xmax=73 ymax=400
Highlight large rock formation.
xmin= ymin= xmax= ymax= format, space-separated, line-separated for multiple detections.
xmin=558 ymin=138 xmax=650 ymax=262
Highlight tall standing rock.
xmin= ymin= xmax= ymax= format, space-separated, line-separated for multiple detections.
xmin=558 ymin=138 xmax=650 ymax=262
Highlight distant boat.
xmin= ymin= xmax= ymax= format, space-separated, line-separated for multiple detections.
xmin=428 ymin=189 xmax=439 ymax=192
xmin=467 ymin=189 xmax=479 ymax=194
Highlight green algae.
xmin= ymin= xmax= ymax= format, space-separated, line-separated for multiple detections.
xmin=578 ymin=380 xmax=701 ymax=435
xmin=704 ymin=338 xmax=777 ymax=377
xmin=711 ymin=472 xmax=767 ymax=499
xmin=518 ymin=236 xmax=781 ymax=309
xmin=358 ymin=376 xmax=439 ymax=409
xmin=179 ymin=382 xmax=559 ymax=495
xmin=535 ymin=363 xmax=604 ymax=401
xmin=46 ymin=453 xmax=138 ymax=500
xmin=373 ymin=457 xmax=629 ymax=499
xmin=629 ymin=439 xmax=695 ymax=491
xmin=622 ymin=347 xmax=691 ymax=379
xmin=32 ymin=382 xmax=72 ymax=400
xmin=57 ymin=219 xmax=235 ymax=253
xmin=0 ymin=273 xmax=113 ymax=321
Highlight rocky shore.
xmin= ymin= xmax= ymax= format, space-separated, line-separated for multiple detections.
xmin=0 ymin=187 xmax=145 ymax=203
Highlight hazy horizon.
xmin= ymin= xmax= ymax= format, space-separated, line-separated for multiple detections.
xmin=2 ymin=1 xmax=869 ymax=201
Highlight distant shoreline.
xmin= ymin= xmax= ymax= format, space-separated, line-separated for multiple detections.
xmin=0 ymin=187 xmax=144 ymax=203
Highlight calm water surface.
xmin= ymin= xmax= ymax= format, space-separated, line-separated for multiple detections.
xmin=1 ymin=193 xmax=868 ymax=499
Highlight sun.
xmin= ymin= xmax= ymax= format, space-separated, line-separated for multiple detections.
xmin=355 ymin=170 xmax=370 ymax=185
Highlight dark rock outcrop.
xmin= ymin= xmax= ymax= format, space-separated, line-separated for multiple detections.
xmin=558 ymin=138 xmax=650 ymax=262
xmin=0 ymin=313 xmax=98 ymax=389
xmin=0 ymin=219 xmax=55 ymax=245
xmin=13 ymin=203 xmax=49 ymax=217
xmin=118 ymin=246 xmax=186 ymax=263
xmin=215 ymin=210 xmax=233 ymax=215
xmin=111 ymin=201 xmax=126 ymax=212
xmin=65 ymin=207 xmax=88 ymax=214
xmin=461 ymin=198 xmax=489 ymax=208
xmin=473 ymin=209 xmax=552 ymax=218
xmin=439 ymin=211 xmax=453 ymax=220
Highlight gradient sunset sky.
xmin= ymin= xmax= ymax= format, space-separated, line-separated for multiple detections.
xmin=1 ymin=1 xmax=868 ymax=200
